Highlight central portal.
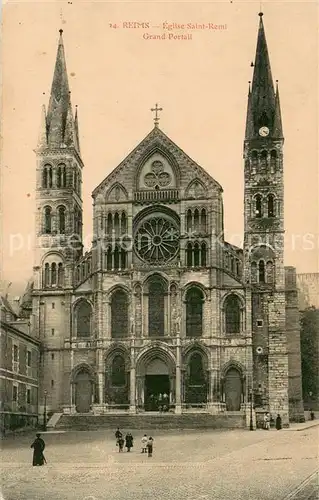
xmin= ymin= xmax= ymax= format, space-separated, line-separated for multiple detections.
xmin=145 ymin=375 xmax=170 ymax=411
xmin=144 ymin=357 xmax=170 ymax=411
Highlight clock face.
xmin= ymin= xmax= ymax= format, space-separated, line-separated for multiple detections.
xmin=259 ymin=126 xmax=269 ymax=137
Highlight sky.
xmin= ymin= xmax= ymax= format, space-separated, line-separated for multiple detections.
xmin=1 ymin=0 xmax=318 ymax=296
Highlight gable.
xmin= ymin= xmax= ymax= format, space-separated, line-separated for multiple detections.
xmin=92 ymin=127 xmax=222 ymax=199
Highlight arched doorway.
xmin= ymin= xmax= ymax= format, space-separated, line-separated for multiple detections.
xmin=224 ymin=368 xmax=242 ymax=411
xmin=135 ymin=346 xmax=175 ymax=412
xmin=144 ymin=358 xmax=170 ymax=411
xmin=75 ymin=370 xmax=92 ymax=413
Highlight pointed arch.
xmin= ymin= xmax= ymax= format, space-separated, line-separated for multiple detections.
xmin=73 ymin=299 xmax=92 ymax=338
xmin=185 ymin=286 xmax=204 ymax=338
xmin=185 ymin=178 xmax=207 ymax=199
xmin=70 ymin=362 xmax=96 ymax=383
xmin=183 ymin=341 xmax=209 ymax=367
xmin=221 ymin=360 xmax=246 ymax=379
xmin=188 ymin=352 xmax=205 ymax=385
xmin=111 ymin=355 xmax=126 ymax=386
xmin=135 ymin=343 xmax=176 ymax=376
xmin=135 ymin=143 xmax=181 ymax=189
xmin=183 ymin=345 xmax=208 ymax=404
xmin=105 ymin=182 xmax=129 ymax=202
xmin=224 ymin=294 xmax=241 ymax=334
xmin=193 ymin=241 xmax=200 ymax=267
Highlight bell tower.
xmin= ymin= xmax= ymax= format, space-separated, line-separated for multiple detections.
xmin=243 ymin=13 xmax=289 ymax=425
xmin=34 ymin=29 xmax=84 ymax=291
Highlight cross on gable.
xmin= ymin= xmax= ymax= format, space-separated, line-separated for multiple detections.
xmin=151 ymin=103 xmax=163 ymax=127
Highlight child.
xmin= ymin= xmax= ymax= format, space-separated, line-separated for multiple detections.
xmin=141 ymin=434 xmax=148 ymax=453
xmin=263 ymin=413 xmax=270 ymax=430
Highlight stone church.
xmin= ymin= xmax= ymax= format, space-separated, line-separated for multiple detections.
xmin=26 ymin=14 xmax=304 ymax=426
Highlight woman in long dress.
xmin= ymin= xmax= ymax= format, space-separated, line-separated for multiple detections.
xmin=275 ymin=414 xmax=282 ymax=430
xmin=31 ymin=433 xmax=46 ymax=466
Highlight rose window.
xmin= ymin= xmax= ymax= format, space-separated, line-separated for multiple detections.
xmin=134 ymin=216 xmax=179 ymax=263
xmin=143 ymin=160 xmax=172 ymax=189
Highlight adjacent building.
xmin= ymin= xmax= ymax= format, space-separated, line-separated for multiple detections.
xmin=0 ymin=296 xmax=40 ymax=432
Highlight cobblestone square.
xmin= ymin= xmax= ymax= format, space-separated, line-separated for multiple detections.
xmin=1 ymin=426 xmax=318 ymax=500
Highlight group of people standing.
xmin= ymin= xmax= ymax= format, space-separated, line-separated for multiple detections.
xmin=115 ymin=428 xmax=154 ymax=457
xmin=147 ymin=392 xmax=169 ymax=412
xmin=263 ymin=413 xmax=282 ymax=430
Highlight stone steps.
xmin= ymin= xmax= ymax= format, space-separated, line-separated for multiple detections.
xmin=56 ymin=413 xmax=246 ymax=430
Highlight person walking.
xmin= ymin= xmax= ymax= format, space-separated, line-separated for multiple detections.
xmin=275 ymin=414 xmax=282 ymax=430
xmin=141 ymin=434 xmax=148 ymax=453
xmin=125 ymin=432 xmax=134 ymax=452
xmin=115 ymin=427 xmax=122 ymax=447
xmin=31 ymin=433 xmax=46 ymax=466
xmin=147 ymin=436 xmax=154 ymax=457
xmin=118 ymin=436 xmax=124 ymax=452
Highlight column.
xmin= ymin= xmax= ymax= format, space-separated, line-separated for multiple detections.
xmin=98 ymin=372 xmax=104 ymax=406
xmin=129 ymin=367 xmax=136 ymax=413
xmin=175 ymin=336 xmax=182 ymax=414
xmin=129 ymin=339 xmax=136 ymax=413
xmin=136 ymin=375 xmax=144 ymax=408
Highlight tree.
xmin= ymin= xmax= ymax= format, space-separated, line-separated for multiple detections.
xmin=300 ymin=307 xmax=319 ymax=406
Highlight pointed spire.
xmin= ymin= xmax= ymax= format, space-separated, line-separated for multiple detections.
xmin=245 ymin=13 xmax=281 ymax=139
xmin=46 ymin=29 xmax=71 ymax=147
xmin=37 ymin=104 xmax=48 ymax=149
xmin=273 ymin=81 xmax=283 ymax=138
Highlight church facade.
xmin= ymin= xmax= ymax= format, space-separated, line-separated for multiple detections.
xmin=29 ymin=14 xmax=304 ymax=426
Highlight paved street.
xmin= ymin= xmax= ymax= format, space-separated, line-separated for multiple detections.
xmin=1 ymin=425 xmax=318 ymax=500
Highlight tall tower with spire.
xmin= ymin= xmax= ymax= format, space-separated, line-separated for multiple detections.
xmin=34 ymin=29 xmax=83 ymax=278
xmin=243 ymin=13 xmax=289 ymax=424
xmin=32 ymin=30 xmax=84 ymax=408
